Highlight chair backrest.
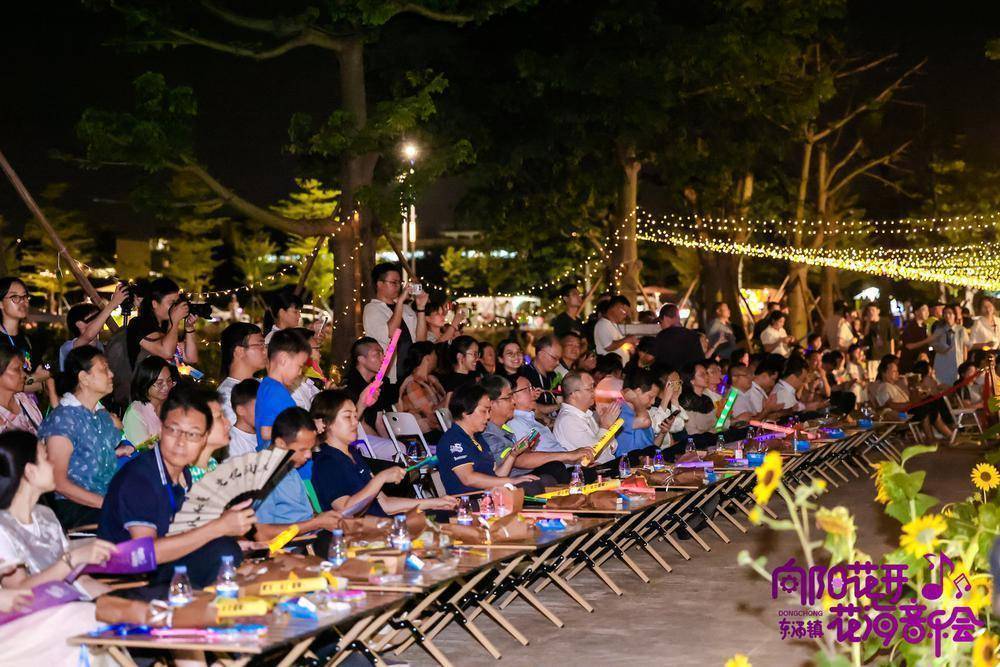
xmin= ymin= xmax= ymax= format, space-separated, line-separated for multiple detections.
xmin=354 ymin=424 xmax=375 ymax=458
xmin=435 ymin=408 xmax=453 ymax=432
xmin=382 ymin=411 xmax=432 ymax=459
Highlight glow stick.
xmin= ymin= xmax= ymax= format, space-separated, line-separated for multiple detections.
xmin=748 ymin=420 xmax=817 ymax=439
xmin=369 ymin=328 xmax=402 ymax=400
xmin=405 ymin=455 xmax=438 ymax=472
xmin=714 ymin=388 xmax=739 ymax=431
xmin=595 ymin=389 xmax=623 ymax=400
xmin=537 ymin=479 xmax=621 ymax=499
xmin=590 ymin=418 xmax=625 ymax=459
xmin=268 ymin=524 xmax=300 ymax=555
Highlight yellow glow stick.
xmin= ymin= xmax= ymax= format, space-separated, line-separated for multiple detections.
xmin=537 ymin=479 xmax=621 ymax=499
xmin=268 ymin=524 xmax=299 ymax=555
xmin=258 ymin=576 xmax=328 ymax=596
xmin=582 ymin=418 xmax=624 ymax=465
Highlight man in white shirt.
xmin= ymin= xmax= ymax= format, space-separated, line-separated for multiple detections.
xmin=362 ymin=262 xmax=428 ymax=382
xmin=730 ymin=357 xmax=782 ymax=422
xmin=760 ymin=311 xmax=794 ymax=357
xmin=971 ymin=297 xmax=1000 ymax=351
xmin=824 ymin=301 xmax=857 ymax=353
xmin=594 ymin=295 xmax=638 ymax=364
xmin=770 ymin=356 xmax=826 ymax=414
xmin=552 ymin=372 xmax=621 ymax=465
xmin=217 ymin=322 xmax=268 ymax=425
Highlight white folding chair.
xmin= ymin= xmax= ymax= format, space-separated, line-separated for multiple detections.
xmin=944 ymin=393 xmax=982 ymax=440
xmin=435 ymin=408 xmax=453 ymax=432
xmin=381 ymin=412 xmax=444 ymax=497
xmin=354 ymin=424 xmax=375 ymax=458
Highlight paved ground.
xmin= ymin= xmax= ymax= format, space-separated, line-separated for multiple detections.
xmin=401 ymin=443 xmax=983 ymax=666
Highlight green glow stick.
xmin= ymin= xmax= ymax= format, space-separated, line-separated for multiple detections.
xmin=714 ymin=387 xmax=739 ymax=432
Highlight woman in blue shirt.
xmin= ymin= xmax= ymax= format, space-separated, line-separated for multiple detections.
xmin=38 ymin=346 xmax=133 ymax=528
xmin=310 ymin=390 xmax=456 ymax=516
xmin=436 ymin=384 xmax=538 ymax=495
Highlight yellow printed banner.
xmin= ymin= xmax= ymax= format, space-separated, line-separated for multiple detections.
xmin=215 ymin=598 xmax=270 ymax=618
xmin=258 ymin=576 xmax=328 ymax=596
xmin=536 ymin=479 xmax=621 ymax=499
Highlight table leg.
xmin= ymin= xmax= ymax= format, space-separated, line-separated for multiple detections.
xmin=276 ymin=637 xmax=315 ymax=667
xmin=106 ymin=646 xmax=139 ymax=667
xmin=477 ymin=599 xmax=531 ymax=644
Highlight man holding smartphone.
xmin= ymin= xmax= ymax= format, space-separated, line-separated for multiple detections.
xmin=362 ymin=262 xmax=428 ymax=383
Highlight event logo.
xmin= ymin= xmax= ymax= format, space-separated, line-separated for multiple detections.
xmin=771 ymin=553 xmax=980 ymax=657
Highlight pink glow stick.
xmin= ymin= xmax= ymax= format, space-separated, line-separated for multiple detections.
xmin=748 ymin=420 xmax=817 ymax=439
xmin=369 ymin=328 xmax=402 ymax=400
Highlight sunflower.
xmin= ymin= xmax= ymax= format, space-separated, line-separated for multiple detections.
xmin=815 ymin=506 xmax=855 ymax=537
xmin=973 ymin=632 xmax=999 ymax=667
xmin=753 ymin=451 xmax=783 ymax=505
xmin=871 ymin=461 xmax=891 ymax=504
xmin=748 ymin=507 xmax=762 ymax=525
xmin=899 ymin=514 xmax=948 ymax=558
xmin=724 ymin=654 xmax=752 ymax=667
xmin=972 ymin=463 xmax=1000 ymax=492
xmin=942 ymin=560 xmax=992 ymax=615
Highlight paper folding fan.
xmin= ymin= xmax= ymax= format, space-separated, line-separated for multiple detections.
xmin=168 ymin=449 xmax=295 ymax=535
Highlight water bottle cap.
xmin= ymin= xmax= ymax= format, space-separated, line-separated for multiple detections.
xmin=175 ymin=565 xmax=188 ymax=573
xmin=221 ymin=555 xmax=233 ymax=564
xmin=333 ymin=529 xmax=344 ymax=537
xmin=461 ymin=495 xmax=469 ymax=500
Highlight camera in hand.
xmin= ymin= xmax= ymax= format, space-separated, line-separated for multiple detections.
xmin=119 ymin=282 xmax=135 ymax=316
xmin=178 ymin=296 xmax=213 ymax=319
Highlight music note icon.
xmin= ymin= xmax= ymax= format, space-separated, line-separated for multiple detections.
xmin=951 ymin=573 xmax=973 ymax=599
xmin=921 ymin=553 xmax=956 ymax=601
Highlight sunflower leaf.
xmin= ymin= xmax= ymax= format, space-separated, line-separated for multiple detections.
xmin=899 ymin=444 xmax=937 ymax=466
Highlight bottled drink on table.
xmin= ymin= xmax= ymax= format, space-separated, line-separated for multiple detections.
xmin=328 ymin=528 xmax=347 ymax=567
xmin=168 ymin=565 xmax=193 ymax=607
xmin=684 ymin=439 xmax=696 ymax=454
xmin=716 ymin=432 xmax=726 ymax=450
xmin=569 ymin=464 xmax=583 ymax=494
xmin=456 ymin=496 xmax=473 ymax=525
xmin=389 ymin=514 xmax=412 ymax=552
xmin=214 ymin=555 xmax=240 ymax=600
xmin=619 ymin=456 xmax=632 ymax=479
xmin=480 ymin=491 xmax=495 ymax=519
xmin=652 ymin=450 xmax=665 ymax=470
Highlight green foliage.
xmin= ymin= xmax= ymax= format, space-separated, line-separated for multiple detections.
xmin=269 ymin=180 xmax=339 ymax=304
xmin=163 ymin=215 xmax=223 ymax=295
xmin=232 ymin=224 xmax=281 ymax=286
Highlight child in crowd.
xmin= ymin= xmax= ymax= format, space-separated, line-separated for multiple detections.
xmin=228 ymin=378 xmax=259 ymax=457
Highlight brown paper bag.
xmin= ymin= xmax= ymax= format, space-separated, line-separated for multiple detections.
xmin=488 ymin=513 xmax=533 ymax=543
xmin=546 ymin=494 xmax=588 ymax=510
xmin=637 ymin=470 xmax=673 ymax=486
xmin=587 ymin=490 xmax=622 ymax=510
xmin=493 ymin=485 xmax=525 ymax=515
xmin=672 ymin=468 xmax=705 ymax=486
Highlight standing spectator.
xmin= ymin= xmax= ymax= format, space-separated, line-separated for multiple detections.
xmin=438 ymin=335 xmax=484 ymax=394
xmin=262 ymin=287 xmax=303 ymax=344
xmin=824 ymin=300 xmax=857 ymax=352
xmin=122 ymin=356 xmax=177 ymax=447
xmin=927 ymin=302 xmax=945 ymax=333
xmin=760 ymin=311 xmax=795 ymax=357
xmin=706 ymin=302 xmax=738 ymax=360
xmin=551 ymin=284 xmax=585 ymax=337
xmin=254 ymin=329 xmax=310 ymax=449
xmin=362 ymin=262 xmax=428 ymax=383
xmin=0 ymin=277 xmax=52 ymax=399
xmin=521 ymin=334 xmax=562 ymax=420
xmin=125 ymin=277 xmax=199 ymax=368
xmin=0 ymin=346 xmax=43 ymax=435
xmin=397 ymin=341 xmax=447 ymax=441
xmin=216 ymin=322 xmax=267 ymax=425
xmin=752 ymin=302 xmax=782 ymax=350
xmin=425 ymin=300 xmax=466 ymax=344
xmin=861 ymin=304 xmax=898 ymax=364
xmin=652 ymin=303 xmax=703 ymax=373
xmin=971 ymin=297 xmax=1000 ymax=351
xmin=899 ymin=303 xmax=934 ymax=372
xmin=59 ymin=283 xmax=129 ymax=371
xmin=931 ymin=308 xmax=970 ymax=385
xmin=552 ymin=372 xmax=621 ymax=466
xmin=594 ymin=295 xmax=637 ymax=364
xmin=39 ymin=346 xmax=132 ymax=528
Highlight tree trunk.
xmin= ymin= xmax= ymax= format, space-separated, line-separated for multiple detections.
xmin=787 ymin=262 xmax=811 ymax=340
xmin=613 ymin=143 xmax=641 ymax=308
xmin=820 ymin=265 xmax=837 ymax=319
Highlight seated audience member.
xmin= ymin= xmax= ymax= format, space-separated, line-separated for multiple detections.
xmin=577 ymin=348 xmax=598 ymax=373
xmin=870 ymin=358 xmax=953 ymax=442
xmin=623 ymin=335 xmax=657 ymax=377
xmin=677 ymin=361 xmax=718 ymax=441
xmin=255 ymin=328 xmax=311 ymax=449
xmin=616 ymin=370 xmax=671 ymax=462
xmin=730 ymin=355 xmax=783 ymax=422
xmin=0 ymin=430 xmax=153 ymax=665
xmin=955 ymin=360 xmax=983 ymax=407
xmin=521 ymin=334 xmax=563 ymax=419
xmin=480 ymin=375 xmax=587 ymax=484
xmin=649 ymin=369 xmax=688 ymax=436
xmin=805 ymin=332 xmax=824 ymax=353
xmin=123 ymin=356 xmax=177 ymax=447
xmin=552 ymin=372 xmax=620 ymax=466
xmin=478 ymin=342 xmax=497 ymax=375
xmin=263 ymin=286 xmax=304 ymax=344
xmin=39 ymin=346 xmax=133 ymax=528
xmin=345 ymin=336 xmax=398 ymax=431
xmin=803 ymin=349 xmax=832 ymax=403
xmin=216 ymin=322 xmax=267 ymax=425
xmin=760 ymin=311 xmax=794 ymax=357
xmin=228 ymin=378 xmax=260 ymax=457
xmin=436 ymin=384 xmax=539 ymax=495
xmin=845 ymin=342 xmax=869 ymax=384
xmin=311 ymin=390 xmax=456 ymax=515
xmin=770 ymin=354 xmax=826 ymax=414
xmin=425 ymin=299 xmax=466 ymax=344
xmin=496 ymin=338 xmax=525 ymax=385
xmin=396 ymin=341 xmax=447 ymax=441
xmin=0 ymin=346 xmax=43 ymax=435
xmin=594 ymin=295 xmax=637 ymax=364
xmin=438 ymin=335 xmax=485 ymax=394
xmin=704 ymin=358 xmax=725 ymax=402
xmin=555 ymin=332 xmax=584 ymax=377
xmin=593 ymin=353 xmax=624 ymax=385
xmin=505 ymin=375 xmax=584 ymax=483
xmin=98 ymin=386 xmax=255 ymax=589
xmin=59 ymin=283 xmax=128 ymax=371
xmin=252 ymin=407 xmax=344 ymax=538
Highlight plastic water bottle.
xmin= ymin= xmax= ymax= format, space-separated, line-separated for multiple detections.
xmin=456 ymin=496 xmax=473 ymax=525
xmin=168 ymin=565 xmax=193 ymax=606
xmin=618 ymin=457 xmax=632 ymax=479
xmin=389 ymin=514 xmax=412 ymax=552
xmin=214 ymin=555 xmax=240 ymax=600
xmin=716 ymin=433 xmax=726 ymax=450
xmin=569 ymin=465 xmax=583 ymax=494
xmin=684 ymin=439 xmax=696 ymax=454
xmin=328 ymin=529 xmax=347 ymax=567
xmin=480 ymin=491 xmax=496 ymax=519
xmin=652 ymin=450 xmax=665 ymax=470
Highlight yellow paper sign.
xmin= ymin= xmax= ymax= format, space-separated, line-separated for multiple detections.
xmin=536 ymin=479 xmax=621 ymax=499
xmin=268 ymin=524 xmax=300 ymax=555
xmin=258 ymin=576 xmax=328 ymax=596
xmin=215 ymin=598 xmax=270 ymax=618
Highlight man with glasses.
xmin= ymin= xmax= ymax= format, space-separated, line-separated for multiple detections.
xmin=553 ymin=371 xmax=621 ymax=467
xmin=217 ymin=322 xmax=268 ymax=425
xmin=521 ymin=334 xmax=563 ymax=421
xmin=555 ymin=332 xmax=583 ymax=378
xmin=730 ymin=356 xmax=782 ymax=423
xmin=362 ymin=262 xmax=428 ymax=383
xmin=99 ymin=385 xmax=256 ymax=590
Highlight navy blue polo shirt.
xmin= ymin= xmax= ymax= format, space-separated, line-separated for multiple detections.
xmin=436 ymin=423 xmax=495 ymax=495
xmin=99 ymin=447 xmax=191 ymax=543
xmin=312 ymin=445 xmax=387 ymax=517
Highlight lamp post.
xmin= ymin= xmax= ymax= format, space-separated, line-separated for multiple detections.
xmin=401 ymin=142 xmax=419 ymax=276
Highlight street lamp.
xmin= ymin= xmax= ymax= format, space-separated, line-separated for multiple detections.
xmin=400 ymin=141 xmax=420 ymax=275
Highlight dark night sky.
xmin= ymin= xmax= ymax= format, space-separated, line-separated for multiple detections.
xmin=2 ymin=1 xmax=1000 ymax=243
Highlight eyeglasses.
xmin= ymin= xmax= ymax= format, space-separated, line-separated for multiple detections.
xmin=243 ymin=342 xmax=266 ymax=349
xmin=153 ymin=378 xmax=176 ymax=389
xmin=379 ymin=279 xmax=402 ymax=287
xmin=5 ymin=293 xmax=28 ymax=305
xmin=494 ymin=393 xmax=514 ymax=402
xmin=511 ymin=385 xmax=531 ymax=395
xmin=162 ymin=423 xmax=206 ymax=443
xmin=464 ymin=351 xmax=480 ymax=359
